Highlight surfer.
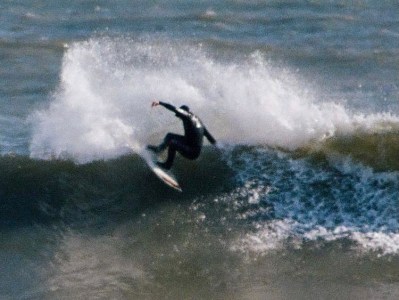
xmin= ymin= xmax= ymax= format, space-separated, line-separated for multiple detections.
xmin=147 ymin=101 xmax=217 ymax=170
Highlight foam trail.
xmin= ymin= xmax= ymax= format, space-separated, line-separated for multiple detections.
xmin=29 ymin=37 xmax=399 ymax=162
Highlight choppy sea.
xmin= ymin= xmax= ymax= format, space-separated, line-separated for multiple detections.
xmin=1 ymin=1 xmax=399 ymax=299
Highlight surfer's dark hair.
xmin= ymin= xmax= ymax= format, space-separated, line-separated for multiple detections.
xmin=180 ymin=105 xmax=190 ymax=112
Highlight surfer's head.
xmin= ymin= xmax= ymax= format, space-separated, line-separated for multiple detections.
xmin=180 ymin=105 xmax=190 ymax=112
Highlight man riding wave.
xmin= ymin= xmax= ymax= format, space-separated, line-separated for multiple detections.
xmin=147 ymin=101 xmax=217 ymax=170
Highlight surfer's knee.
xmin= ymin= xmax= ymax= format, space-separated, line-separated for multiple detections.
xmin=164 ymin=133 xmax=173 ymax=143
xmin=164 ymin=133 xmax=181 ymax=146
xmin=165 ymin=133 xmax=174 ymax=139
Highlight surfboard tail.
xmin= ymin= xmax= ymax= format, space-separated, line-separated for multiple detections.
xmin=142 ymin=149 xmax=182 ymax=192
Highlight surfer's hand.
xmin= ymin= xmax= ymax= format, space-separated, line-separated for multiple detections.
xmin=151 ymin=101 xmax=160 ymax=108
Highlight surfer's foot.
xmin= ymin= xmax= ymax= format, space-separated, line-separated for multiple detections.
xmin=147 ymin=145 xmax=160 ymax=153
xmin=156 ymin=161 xmax=172 ymax=170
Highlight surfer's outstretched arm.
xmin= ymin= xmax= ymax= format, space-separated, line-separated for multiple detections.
xmin=159 ymin=101 xmax=178 ymax=113
xmin=152 ymin=101 xmax=177 ymax=112
xmin=151 ymin=101 xmax=189 ymax=118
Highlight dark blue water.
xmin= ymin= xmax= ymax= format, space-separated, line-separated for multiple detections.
xmin=1 ymin=1 xmax=399 ymax=299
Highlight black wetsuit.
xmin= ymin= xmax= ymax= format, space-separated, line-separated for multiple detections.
xmin=149 ymin=101 xmax=216 ymax=170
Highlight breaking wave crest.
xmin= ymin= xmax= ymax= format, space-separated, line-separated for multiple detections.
xmin=29 ymin=36 xmax=399 ymax=163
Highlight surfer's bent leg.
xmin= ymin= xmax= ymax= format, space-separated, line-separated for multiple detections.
xmin=157 ymin=134 xmax=200 ymax=170
xmin=148 ymin=133 xmax=181 ymax=153
xmin=156 ymin=134 xmax=183 ymax=169
xmin=161 ymin=133 xmax=182 ymax=151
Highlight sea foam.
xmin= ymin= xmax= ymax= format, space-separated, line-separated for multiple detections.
xmin=226 ymin=147 xmax=399 ymax=255
xmin=30 ymin=37 xmax=399 ymax=162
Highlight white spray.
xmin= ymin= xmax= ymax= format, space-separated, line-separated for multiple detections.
xmin=29 ymin=37 xmax=396 ymax=162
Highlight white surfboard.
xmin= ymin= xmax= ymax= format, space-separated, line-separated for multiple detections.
xmin=142 ymin=150 xmax=182 ymax=192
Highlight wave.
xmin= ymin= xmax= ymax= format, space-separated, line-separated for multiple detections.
xmin=223 ymin=145 xmax=399 ymax=256
xmin=0 ymin=150 xmax=229 ymax=228
xmin=20 ymin=36 xmax=399 ymax=256
xmin=1 ymin=144 xmax=398 ymax=255
xmin=293 ymin=118 xmax=399 ymax=171
xmin=28 ymin=36 xmax=399 ymax=164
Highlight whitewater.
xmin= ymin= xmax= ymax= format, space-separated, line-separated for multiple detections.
xmin=30 ymin=37 xmax=398 ymax=162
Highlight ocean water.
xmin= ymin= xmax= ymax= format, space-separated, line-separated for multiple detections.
xmin=1 ymin=1 xmax=399 ymax=299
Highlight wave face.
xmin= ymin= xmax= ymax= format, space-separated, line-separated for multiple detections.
xmin=0 ymin=151 xmax=230 ymax=228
